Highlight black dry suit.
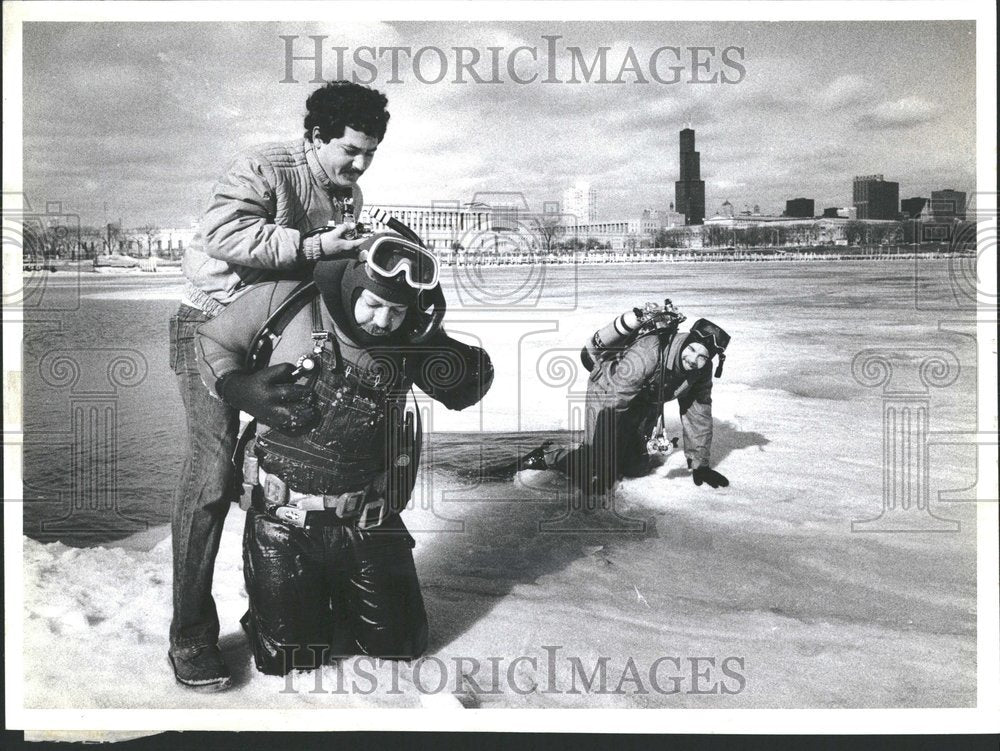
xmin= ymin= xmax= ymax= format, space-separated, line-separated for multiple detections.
xmin=196 ymin=265 xmax=493 ymax=675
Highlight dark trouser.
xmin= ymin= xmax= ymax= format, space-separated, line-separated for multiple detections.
xmin=546 ymin=407 xmax=656 ymax=493
xmin=242 ymin=498 xmax=428 ymax=676
xmin=168 ymin=304 xmax=239 ymax=649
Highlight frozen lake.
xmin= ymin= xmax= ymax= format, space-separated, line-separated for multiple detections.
xmin=19 ymin=260 xmax=980 ymax=708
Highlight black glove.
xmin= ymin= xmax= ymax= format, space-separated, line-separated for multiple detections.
xmin=369 ymin=407 xmax=418 ymax=513
xmin=693 ymin=466 xmax=729 ymax=488
xmin=407 ymin=337 xmax=494 ymax=411
xmin=216 ymin=363 xmax=319 ymax=435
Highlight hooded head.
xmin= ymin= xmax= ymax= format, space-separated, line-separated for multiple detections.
xmin=680 ymin=318 xmax=731 ymax=377
xmin=313 ymin=232 xmax=441 ymax=346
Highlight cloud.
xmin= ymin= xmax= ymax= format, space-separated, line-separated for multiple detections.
xmin=814 ymin=74 xmax=869 ymax=110
xmin=857 ymin=96 xmax=941 ymax=129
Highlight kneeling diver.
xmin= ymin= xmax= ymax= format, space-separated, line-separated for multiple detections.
xmin=196 ymin=231 xmax=493 ymax=675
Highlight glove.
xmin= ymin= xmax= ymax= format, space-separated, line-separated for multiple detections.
xmin=369 ymin=407 xmax=418 ymax=513
xmin=693 ymin=466 xmax=729 ymax=488
xmin=216 ymin=363 xmax=319 ymax=435
xmin=408 ymin=338 xmax=494 ymax=411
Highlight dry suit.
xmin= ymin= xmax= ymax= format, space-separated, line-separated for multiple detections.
xmin=197 ymin=274 xmax=493 ymax=675
xmin=542 ymin=313 xmax=715 ymax=494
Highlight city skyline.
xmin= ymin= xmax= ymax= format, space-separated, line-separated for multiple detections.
xmin=20 ymin=21 xmax=976 ymax=227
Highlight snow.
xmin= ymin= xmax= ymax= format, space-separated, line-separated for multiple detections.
xmin=22 ymin=390 xmax=976 ymax=709
xmin=20 ymin=261 xmax=980 ymax=710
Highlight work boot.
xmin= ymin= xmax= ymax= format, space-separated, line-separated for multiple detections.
xmin=168 ymin=644 xmax=232 ymax=691
xmin=463 ymin=440 xmax=553 ymax=480
xmin=518 ymin=441 xmax=553 ymax=471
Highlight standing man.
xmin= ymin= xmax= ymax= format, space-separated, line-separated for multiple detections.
xmin=168 ymin=81 xmax=389 ymax=690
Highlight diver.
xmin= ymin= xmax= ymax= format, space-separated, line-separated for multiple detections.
xmin=487 ymin=302 xmax=731 ymax=500
xmin=196 ymin=231 xmax=493 ymax=675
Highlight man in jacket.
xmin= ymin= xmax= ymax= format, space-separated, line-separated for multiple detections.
xmin=168 ymin=81 xmax=389 ymax=689
xmin=503 ymin=306 xmax=731 ymax=499
xmin=196 ymin=235 xmax=493 ymax=676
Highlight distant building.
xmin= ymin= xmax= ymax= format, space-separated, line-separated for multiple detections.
xmin=785 ymin=198 xmax=815 ymax=218
xmin=736 ymin=203 xmax=763 ymax=217
xmin=853 ymin=174 xmax=899 ymax=220
xmin=372 ymin=203 xmax=502 ymax=251
xmin=822 ymin=207 xmax=840 ymax=219
xmin=930 ymin=189 xmax=967 ymax=221
xmin=719 ymin=200 xmax=735 ymax=218
xmin=568 ymin=207 xmax=682 ymax=250
xmin=901 ymin=197 xmax=929 ymax=219
xmin=675 ymin=128 xmax=706 ymax=225
xmin=562 ymin=181 xmax=598 ymax=224
xmin=122 ymin=225 xmax=197 ymax=257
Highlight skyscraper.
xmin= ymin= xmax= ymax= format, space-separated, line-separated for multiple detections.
xmin=562 ymin=181 xmax=598 ymax=224
xmin=853 ymin=175 xmax=899 ymax=220
xmin=675 ymin=128 xmax=705 ymax=225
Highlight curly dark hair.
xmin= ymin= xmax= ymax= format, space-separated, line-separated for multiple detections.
xmin=303 ymin=81 xmax=390 ymax=142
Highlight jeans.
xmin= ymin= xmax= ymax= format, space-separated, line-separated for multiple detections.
xmin=168 ymin=303 xmax=239 ymax=649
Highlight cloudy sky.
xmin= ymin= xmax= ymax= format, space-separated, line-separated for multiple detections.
xmin=20 ymin=20 xmax=976 ymax=228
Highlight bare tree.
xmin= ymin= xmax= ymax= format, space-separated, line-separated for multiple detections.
xmin=136 ymin=224 xmax=161 ymax=257
xmin=532 ymin=214 xmax=565 ymax=254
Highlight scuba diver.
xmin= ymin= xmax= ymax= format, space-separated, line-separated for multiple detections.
xmin=485 ymin=301 xmax=731 ymax=501
xmin=195 ymin=230 xmax=493 ymax=676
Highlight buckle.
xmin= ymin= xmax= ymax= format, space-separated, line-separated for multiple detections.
xmin=273 ymin=506 xmax=307 ymax=528
xmin=326 ymin=490 xmax=365 ymax=517
xmin=262 ymin=472 xmax=288 ymax=505
xmin=357 ymin=496 xmax=387 ymax=530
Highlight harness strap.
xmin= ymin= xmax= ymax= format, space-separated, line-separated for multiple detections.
xmin=309 ymin=292 xmax=338 ymax=370
xmin=653 ymin=328 xmax=679 ymax=437
xmin=245 ymin=279 xmax=318 ymax=371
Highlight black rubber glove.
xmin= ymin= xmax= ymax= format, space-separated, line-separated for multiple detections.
xmin=216 ymin=363 xmax=319 ymax=435
xmin=407 ymin=337 xmax=494 ymax=411
xmin=693 ymin=466 xmax=729 ymax=488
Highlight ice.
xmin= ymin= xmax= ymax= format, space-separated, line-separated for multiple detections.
xmin=21 ymin=261 xmax=979 ymax=708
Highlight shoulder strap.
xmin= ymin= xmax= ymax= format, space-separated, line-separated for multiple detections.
xmin=245 ymin=279 xmax=319 ymax=371
xmin=655 ymin=326 xmax=680 ymax=407
xmin=309 ymin=289 xmax=340 ymax=370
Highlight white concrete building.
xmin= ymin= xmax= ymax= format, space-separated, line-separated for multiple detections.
xmin=561 ymin=181 xmax=598 ymax=224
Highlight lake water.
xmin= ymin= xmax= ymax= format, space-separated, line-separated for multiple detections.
xmin=20 ymin=259 xmax=979 ymax=546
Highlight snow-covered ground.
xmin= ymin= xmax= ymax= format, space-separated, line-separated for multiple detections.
xmin=20 ymin=261 xmax=981 ymax=709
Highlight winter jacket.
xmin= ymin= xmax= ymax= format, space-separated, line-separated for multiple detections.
xmin=584 ymin=322 xmax=714 ymax=468
xmin=181 ymin=138 xmax=363 ymax=314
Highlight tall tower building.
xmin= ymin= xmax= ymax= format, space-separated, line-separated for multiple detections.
xmin=853 ymin=174 xmax=899 ymax=220
xmin=562 ymin=181 xmax=598 ymax=224
xmin=675 ymin=128 xmax=706 ymax=225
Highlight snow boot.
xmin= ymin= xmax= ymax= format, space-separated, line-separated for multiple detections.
xmin=168 ymin=644 xmax=232 ymax=692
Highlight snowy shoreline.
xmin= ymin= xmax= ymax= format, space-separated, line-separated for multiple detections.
xmin=25 ymin=248 xmax=973 ymax=278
